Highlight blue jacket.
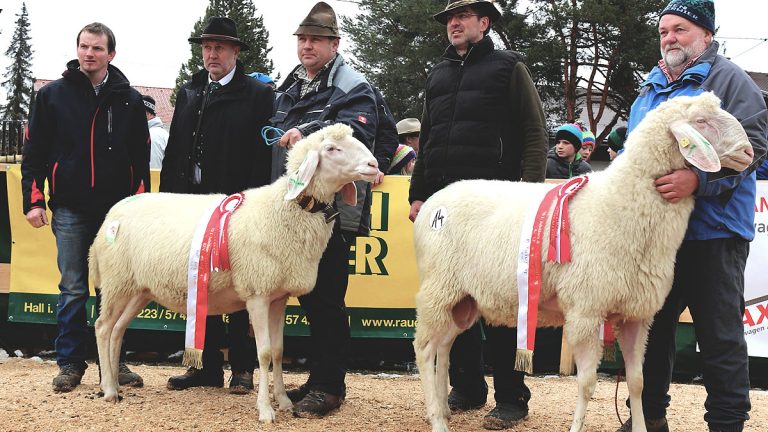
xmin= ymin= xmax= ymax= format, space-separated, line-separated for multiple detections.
xmin=628 ymin=41 xmax=768 ymax=241
xmin=270 ymin=54 xmax=378 ymax=235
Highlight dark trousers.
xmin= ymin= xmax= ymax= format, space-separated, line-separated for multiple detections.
xmin=450 ymin=321 xmax=531 ymax=406
xmin=201 ymin=310 xmax=256 ymax=373
xmin=299 ymin=226 xmax=352 ymax=396
xmin=640 ymin=239 xmax=751 ymax=431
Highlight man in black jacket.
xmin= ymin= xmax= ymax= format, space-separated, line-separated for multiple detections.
xmin=22 ymin=22 xmax=149 ymax=393
xmin=160 ymin=17 xmax=275 ymax=395
xmin=270 ymin=1 xmax=378 ymax=419
xmin=409 ymin=1 xmax=548 ymax=430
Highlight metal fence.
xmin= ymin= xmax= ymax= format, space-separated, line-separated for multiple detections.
xmin=0 ymin=121 xmax=25 ymax=163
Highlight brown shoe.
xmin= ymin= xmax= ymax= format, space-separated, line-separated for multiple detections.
xmin=118 ymin=363 xmax=144 ymax=388
xmin=228 ymin=371 xmax=254 ymax=395
xmin=292 ymin=389 xmax=344 ymax=418
xmin=53 ymin=365 xmax=84 ymax=393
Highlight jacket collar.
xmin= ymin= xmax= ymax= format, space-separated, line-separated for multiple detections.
xmin=279 ymin=54 xmax=345 ymax=95
xmin=443 ymin=35 xmax=494 ymax=62
xmin=643 ymin=40 xmax=719 ymax=88
xmin=191 ymin=60 xmax=246 ymax=90
xmin=63 ymin=60 xmax=131 ymax=92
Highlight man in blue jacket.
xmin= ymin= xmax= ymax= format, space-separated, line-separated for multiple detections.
xmin=21 ymin=22 xmax=150 ymax=393
xmin=269 ymin=1 xmax=378 ymax=419
xmin=617 ymin=1 xmax=768 ymax=431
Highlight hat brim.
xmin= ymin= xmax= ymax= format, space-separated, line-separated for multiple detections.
xmin=434 ymin=3 xmax=501 ymax=25
xmin=293 ymin=25 xmax=340 ymax=37
xmin=189 ymin=35 xmax=250 ymax=51
xmin=397 ymin=128 xmax=420 ymax=135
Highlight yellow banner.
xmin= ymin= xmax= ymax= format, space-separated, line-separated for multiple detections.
xmin=6 ymin=166 xmax=418 ymax=309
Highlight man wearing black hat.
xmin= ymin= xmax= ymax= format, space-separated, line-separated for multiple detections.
xmin=269 ymin=1 xmax=378 ymax=419
xmin=141 ymin=95 xmax=168 ymax=169
xmin=160 ymin=16 xmax=275 ymax=395
xmin=408 ymin=1 xmax=548 ymax=430
xmin=616 ymin=1 xmax=767 ymax=431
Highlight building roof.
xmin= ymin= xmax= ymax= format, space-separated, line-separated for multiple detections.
xmin=33 ymin=79 xmax=174 ymax=125
xmin=747 ymin=71 xmax=768 ymax=93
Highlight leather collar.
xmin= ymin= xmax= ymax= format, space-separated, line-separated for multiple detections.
xmin=296 ymin=195 xmax=338 ymax=224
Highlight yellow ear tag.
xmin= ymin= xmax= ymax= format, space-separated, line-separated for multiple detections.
xmin=680 ymin=137 xmax=690 ymax=148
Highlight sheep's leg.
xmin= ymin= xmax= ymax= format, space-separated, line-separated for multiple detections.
xmin=106 ymin=293 xmax=150 ymax=397
xmin=565 ymin=317 xmax=602 ymax=432
xmin=95 ymin=294 xmax=131 ymax=402
xmin=616 ymin=319 xmax=651 ymax=432
xmin=268 ymin=295 xmax=291 ymax=410
xmin=247 ymin=296 xmax=276 ymax=423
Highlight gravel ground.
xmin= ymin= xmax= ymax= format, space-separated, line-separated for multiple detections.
xmin=1 ymin=357 xmax=766 ymax=431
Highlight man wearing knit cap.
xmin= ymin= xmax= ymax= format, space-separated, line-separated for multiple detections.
xmin=616 ymin=1 xmax=768 ymax=431
xmin=409 ymin=1 xmax=548 ymax=429
xmin=546 ymin=123 xmax=592 ymax=179
xmin=270 ymin=1 xmax=378 ymax=419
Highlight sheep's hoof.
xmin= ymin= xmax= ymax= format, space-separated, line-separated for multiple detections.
xmin=101 ymin=390 xmax=122 ymax=403
xmin=258 ymin=407 xmax=276 ymax=423
xmin=431 ymin=421 xmax=450 ymax=432
xmin=277 ymin=397 xmax=293 ymax=411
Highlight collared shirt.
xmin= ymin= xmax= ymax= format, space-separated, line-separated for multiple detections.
xmin=208 ymin=66 xmax=236 ymax=87
xmin=293 ymin=55 xmax=336 ymax=99
xmin=92 ymin=70 xmax=109 ymax=95
xmin=658 ymin=53 xmax=703 ymax=83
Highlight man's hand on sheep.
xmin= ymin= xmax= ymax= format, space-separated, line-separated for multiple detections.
xmin=654 ymin=168 xmax=699 ymax=203
xmin=278 ymin=128 xmax=303 ymax=149
xmin=25 ymin=207 xmax=48 ymax=228
xmin=409 ymin=200 xmax=423 ymax=222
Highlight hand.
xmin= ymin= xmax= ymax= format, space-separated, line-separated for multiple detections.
xmin=654 ymin=169 xmax=699 ymax=203
xmin=409 ymin=200 xmax=423 ymax=222
xmin=373 ymin=170 xmax=385 ymax=186
xmin=278 ymin=128 xmax=303 ymax=149
xmin=26 ymin=208 xmax=49 ymax=228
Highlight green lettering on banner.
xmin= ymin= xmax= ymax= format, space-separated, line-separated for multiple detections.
xmin=370 ymin=191 xmax=390 ymax=231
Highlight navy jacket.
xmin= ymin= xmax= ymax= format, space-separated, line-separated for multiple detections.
xmin=22 ymin=61 xmax=150 ymax=215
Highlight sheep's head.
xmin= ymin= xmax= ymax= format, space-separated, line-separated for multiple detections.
xmin=284 ymin=124 xmax=379 ymax=205
xmin=637 ymin=92 xmax=753 ymax=173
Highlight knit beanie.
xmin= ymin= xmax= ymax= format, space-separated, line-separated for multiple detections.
xmin=660 ymin=0 xmax=715 ymax=34
xmin=581 ymin=130 xmax=596 ymax=148
xmin=608 ymin=126 xmax=627 ymax=152
xmin=555 ymin=124 xmax=583 ymax=151
xmin=142 ymin=95 xmax=156 ymax=115
xmin=389 ymin=144 xmax=417 ymax=174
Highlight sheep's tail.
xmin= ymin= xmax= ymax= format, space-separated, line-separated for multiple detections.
xmin=514 ymin=349 xmax=534 ymax=375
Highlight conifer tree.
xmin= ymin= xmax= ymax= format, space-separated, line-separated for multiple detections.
xmin=171 ymin=0 xmax=273 ymax=104
xmin=2 ymin=3 xmax=34 ymax=120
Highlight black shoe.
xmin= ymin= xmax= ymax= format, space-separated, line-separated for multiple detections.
xmin=166 ymin=367 xmax=224 ymax=390
xmin=292 ymin=389 xmax=345 ymax=418
xmin=447 ymin=388 xmax=486 ymax=412
xmin=616 ymin=417 xmax=669 ymax=432
xmin=229 ymin=371 xmax=254 ymax=395
xmin=287 ymin=383 xmax=311 ymax=403
xmin=483 ymin=402 xmax=528 ymax=430
xmin=118 ymin=363 xmax=144 ymax=388
xmin=53 ymin=365 xmax=84 ymax=393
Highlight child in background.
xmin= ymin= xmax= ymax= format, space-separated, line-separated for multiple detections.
xmin=546 ymin=123 xmax=593 ymax=179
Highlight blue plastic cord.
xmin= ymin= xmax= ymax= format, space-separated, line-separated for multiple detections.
xmin=261 ymin=126 xmax=285 ymax=146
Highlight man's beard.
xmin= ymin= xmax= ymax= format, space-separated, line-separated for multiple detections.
xmin=662 ymin=38 xmax=707 ymax=69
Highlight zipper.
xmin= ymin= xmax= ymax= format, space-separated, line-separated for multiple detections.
xmin=90 ymin=106 xmax=101 ymax=188
xmin=51 ymin=162 xmax=59 ymax=194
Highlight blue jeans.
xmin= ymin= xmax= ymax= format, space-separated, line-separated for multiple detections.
xmin=51 ymin=207 xmax=105 ymax=370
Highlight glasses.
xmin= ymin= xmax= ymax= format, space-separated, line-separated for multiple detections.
xmin=448 ymin=12 xmax=480 ymax=22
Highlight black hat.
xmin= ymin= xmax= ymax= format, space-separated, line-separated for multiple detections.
xmin=142 ymin=95 xmax=156 ymax=115
xmin=294 ymin=2 xmax=340 ymax=37
xmin=434 ymin=0 xmax=502 ymax=25
xmin=189 ymin=17 xmax=250 ymax=51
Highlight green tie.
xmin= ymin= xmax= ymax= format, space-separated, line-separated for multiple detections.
xmin=209 ymin=81 xmax=222 ymax=92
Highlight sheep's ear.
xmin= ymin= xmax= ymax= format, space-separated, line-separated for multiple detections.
xmin=340 ymin=182 xmax=357 ymax=206
xmin=284 ymin=150 xmax=319 ymax=200
xmin=670 ymin=120 xmax=721 ymax=172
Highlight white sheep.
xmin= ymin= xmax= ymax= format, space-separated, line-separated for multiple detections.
xmin=411 ymin=93 xmax=754 ymax=432
xmin=91 ymin=124 xmax=378 ymax=423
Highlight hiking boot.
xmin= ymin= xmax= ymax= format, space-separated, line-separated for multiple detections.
xmin=118 ymin=363 xmax=144 ymax=388
xmin=166 ymin=367 xmax=224 ymax=390
xmin=447 ymin=388 xmax=486 ymax=412
xmin=292 ymin=389 xmax=345 ymax=418
xmin=229 ymin=371 xmax=254 ymax=395
xmin=53 ymin=365 xmax=84 ymax=393
xmin=483 ymin=402 xmax=529 ymax=430
xmin=616 ymin=417 xmax=669 ymax=432
xmin=287 ymin=383 xmax=311 ymax=403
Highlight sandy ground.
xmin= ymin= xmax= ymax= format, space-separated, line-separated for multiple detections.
xmin=0 ymin=357 xmax=766 ymax=432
